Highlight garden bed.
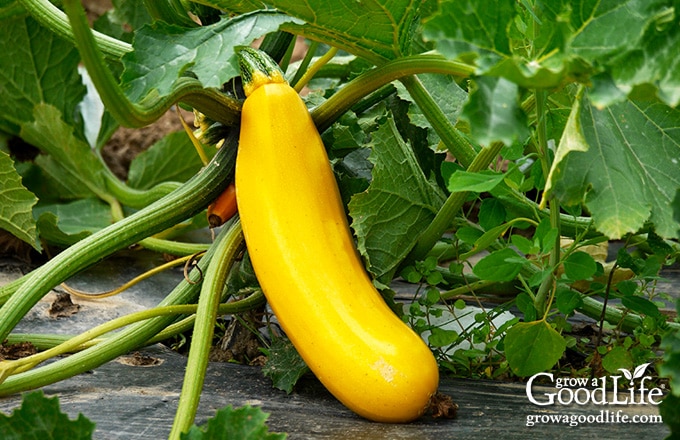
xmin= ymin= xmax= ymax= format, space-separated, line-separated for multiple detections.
xmin=0 ymin=254 xmax=671 ymax=439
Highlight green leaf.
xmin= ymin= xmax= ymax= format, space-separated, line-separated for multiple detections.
xmin=0 ymin=151 xmax=39 ymax=249
xmin=261 ymin=337 xmax=309 ymax=394
xmin=515 ymin=292 xmax=536 ymax=322
xmin=127 ymin=131 xmax=207 ymax=189
xmin=461 ymin=76 xmax=528 ymax=146
xmin=555 ymin=287 xmax=583 ymax=316
xmin=20 ymin=104 xmax=110 ymax=200
xmin=423 ymin=0 xmax=514 ymax=72
xmin=504 ymin=320 xmax=566 ymax=377
xmin=547 ymin=93 xmax=680 ymax=239
xmin=120 ymin=10 xmax=301 ymax=102
xmin=659 ymin=393 xmax=680 ymax=437
xmin=0 ymin=15 xmax=86 ymax=135
xmin=447 ymin=169 xmax=505 ymax=193
xmin=621 ymin=295 xmax=661 ymax=318
xmin=570 ymin=0 xmax=680 ymax=107
xmin=478 ymin=198 xmax=506 ymax=231
xmin=207 ymin=0 xmax=424 ymax=61
xmin=562 ymin=251 xmax=597 ymax=281
xmin=34 ymin=199 xmax=112 ymax=246
xmin=423 ymin=0 xmax=569 ymax=87
xmin=510 ymin=234 xmax=537 ymax=255
xmin=472 ymin=247 xmax=524 ymax=282
xmin=428 ymin=327 xmax=459 ymax=348
xmin=181 ymin=405 xmax=286 ymax=440
xmin=349 ymin=115 xmax=445 ymax=279
xmin=0 ymin=391 xmax=95 ymax=440
xmin=601 ymin=345 xmax=634 ymax=375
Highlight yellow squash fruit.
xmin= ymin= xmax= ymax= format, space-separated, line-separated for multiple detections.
xmin=235 ymin=48 xmax=439 ymax=423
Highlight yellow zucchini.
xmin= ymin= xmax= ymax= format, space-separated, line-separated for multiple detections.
xmin=235 ymin=48 xmax=439 ymax=422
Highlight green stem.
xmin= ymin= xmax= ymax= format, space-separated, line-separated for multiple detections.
xmin=18 ymin=0 xmax=132 ymax=59
xmin=294 ymin=46 xmax=339 ymax=92
xmin=169 ymin=220 xmax=244 ymax=438
xmin=0 ymin=133 xmax=238 ymax=342
xmin=533 ymin=89 xmax=561 ymax=316
xmin=0 ymin=278 xmax=25 ymax=306
xmin=404 ymin=141 xmax=505 ymax=265
xmin=494 ymin=187 xmax=596 ymax=238
xmin=290 ymin=40 xmax=319 ymax=88
xmin=3 ymin=292 xmax=266 ymax=353
xmin=311 ymin=53 xmax=474 ymax=132
xmin=2 ymin=305 xmax=203 ymax=377
xmin=400 ymin=75 xmax=477 ymax=168
xmin=102 ymin=165 xmax=181 ymax=209
xmin=147 ymin=290 xmax=266 ymax=345
xmin=61 ymin=0 xmax=241 ymax=128
xmin=138 ymin=237 xmax=209 ymax=256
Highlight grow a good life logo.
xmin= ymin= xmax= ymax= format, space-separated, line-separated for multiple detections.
xmin=525 ymin=363 xmax=665 ymax=427
xmin=527 ymin=363 xmax=663 ymax=406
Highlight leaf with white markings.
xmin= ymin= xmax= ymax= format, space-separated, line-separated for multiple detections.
xmin=546 ymin=92 xmax=680 ymax=239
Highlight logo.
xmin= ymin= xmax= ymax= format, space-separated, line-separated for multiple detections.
xmin=526 ymin=363 xmax=664 ymax=407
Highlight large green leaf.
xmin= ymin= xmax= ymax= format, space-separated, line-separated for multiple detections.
xmin=505 ymin=320 xmax=566 ymax=377
xmin=0 ymin=15 xmax=85 ymax=135
xmin=423 ymin=0 xmax=680 ymax=106
xmin=120 ymin=10 xmax=301 ymax=102
xmin=349 ymin=115 xmax=445 ymax=280
xmin=20 ymin=104 xmax=110 ymax=200
xmin=569 ymin=0 xmax=680 ymax=107
xmin=546 ymin=92 xmax=680 ymax=239
xmin=423 ymin=0 xmax=569 ymax=87
xmin=203 ymin=0 xmax=424 ymax=62
xmin=461 ymin=76 xmax=528 ymax=146
xmin=0 ymin=151 xmax=39 ymax=249
xmin=0 ymin=391 xmax=95 ymax=440
xmin=423 ymin=0 xmax=515 ymax=72
xmin=34 ymin=199 xmax=113 ymax=246
xmin=127 ymin=131 xmax=206 ymax=189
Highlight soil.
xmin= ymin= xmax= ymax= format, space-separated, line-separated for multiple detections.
xmin=0 ymin=341 xmax=37 ymax=361
xmin=47 ymin=292 xmax=82 ymax=318
xmin=101 ymin=109 xmax=190 ymax=180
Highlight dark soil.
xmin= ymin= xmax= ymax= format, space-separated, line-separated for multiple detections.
xmin=0 ymin=341 xmax=37 ymax=361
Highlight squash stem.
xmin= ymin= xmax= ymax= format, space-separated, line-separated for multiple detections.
xmin=169 ymin=220 xmax=244 ymax=439
xmin=400 ymin=75 xmax=477 ymax=168
xmin=61 ymin=0 xmax=241 ymax=128
xmin=0 ymin=250 xmax=208 ymax=395
xmin=293 ymin=46 xmax=339 ymax=92
xmin=533 ymin=89 xmax=561 ymax=316
xmin=18 ymin=0 xmax=132 ymax=59
xmin=404 ymin=141 xmax=505 ymax=266
xmin=311 ymin=53 xmax=474 ymax=132
xmin=290 ymin=40 xmax=319 ymax=87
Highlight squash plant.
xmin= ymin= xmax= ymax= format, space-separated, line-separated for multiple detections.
xmin=2 ymin=0 xmax=680 ymax=436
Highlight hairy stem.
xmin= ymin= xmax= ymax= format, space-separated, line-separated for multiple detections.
xmin=18 ymin=0 xmax=131 ymax=59
xmin=61 ymin=0 xmax=241 ymax=128
xmin=311 ymin=53 xmax=474 ymax=132
xmin=169 ymin=220 xmax=244 ymax=438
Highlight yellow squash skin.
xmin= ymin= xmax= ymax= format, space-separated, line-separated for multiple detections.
xmin=235 ymin=81 xmax=439 ymax=423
